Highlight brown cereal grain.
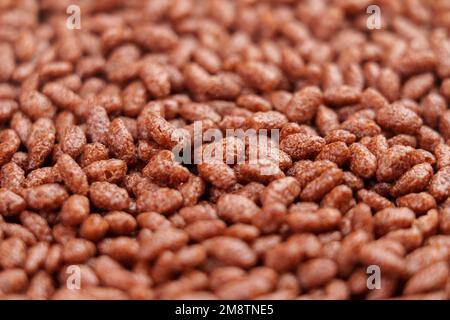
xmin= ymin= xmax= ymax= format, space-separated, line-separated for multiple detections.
xmin=1 ymin=0 xmax=450 ymax=301
xmin=56 ymin=154 xmax=89 ymax=195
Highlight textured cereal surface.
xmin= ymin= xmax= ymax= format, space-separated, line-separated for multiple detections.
xmin=0 ymin=0 xmax=450 ymax=301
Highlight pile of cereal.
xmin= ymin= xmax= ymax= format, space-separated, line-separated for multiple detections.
xmin=1 ymin=0 xmax=450 ymax=300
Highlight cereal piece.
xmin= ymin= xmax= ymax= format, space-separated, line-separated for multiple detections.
xmin=439 ymin=110 xmax=450 ymax=140
xmin=359 ymin=242 xmax=406 ymax=277
xmin=62 ymin=238 xmax=96 ymax=264
xmin=83 ymin=159 xmax=127 ymax=184
xmin=25 ymin=184 xmax=68 ymax=211
xmin=321 ymin=185 xmax=353 ymax=213
xmin=360 ymin=88 xmax=388 ymax=110
xmin=60 ymin=195 xmax=90 ymax=227
xmin=260 ymin=177 xmax=300 ymax=207
xmin=141 ymin=112 xmax=179 ymax=149
xmin=324 ymin=130 xmax=356 ymax=145
xmin=24 ymin=167 xmax=61 ymax=188
xmin=417 ymin=126 xmax=442 ymax=151
xmin=2 ymin=223 xmax=37 ymax=246
xmin=377 ymin=68 xmax=400 ymax=102
xmin=280 ymin=133 xmax=325 ymax=161
xmin=396 ymin=193 xmax=437 ymax=215
xmin=197 ymin=161 xmax=236 ymax=190
xmin=244 ymin=111 xmax=287 ymax=131
xmin=204 ymin=236 xmax=257 ymax=269
xmin=390 ymin=163 xmax=434 ymax=197
xmin=140 ymin=63 xmax=170 ymax=98
xmin=177 ymin=175 xmax=206 ymax=207
xmin=340 ymin=117 xmax=381 ymax=139
xmin=237 ymin=62 xmax=281 ymax=91
xmin=52 ymin=223 xmax=76 ymax=245
xmin=0 ymin=269 xmax=28 ymax=294
xmin=233 ymin=182 xmax=265 ymax=204
xmin=357 ymin=189 xmax=394 ymax=211
xmin=137 ymin=211 xmax=172 ymax=231
xmin=104 ymin=211 xmax=137 ymax=236
xmin=342 ymin=171 xmax=364 ymax=191
xmin=86 ymin=106 xmax=110 ymax=145
xmin=402 ymin=73 xmax=434 ymax=100
xmin=396 ymin=51 xmax=436 ymax=76
xmin=134 ymin=24 xmax=178 ymax=51
xmin=80 ymin=214 xmax=109 ymax=242
xmin=89 ymin=182 xmax=130 ymax=211
xmin=179 ymin=102 xmax=221 ymax=123
xmin=225 ymin=224 xmax=259 ymax=242
xmin=27 ymin=118 xmax=56 ymax=171
xmin=414 ymin=209 xmax=439 ymax=239
xmin=405 ymin=245 xmax=450 ymax=276
xmin=99 ymin=237 xmax=139 ymax=262
xmin=19 ymin=210 xmax=52 ymax=242
xmin=348 ymin=143 xmax=377 ymax=179
xmin=137 ymin=140 xmax=162 ymax=162
xmin=142 ymin=150 xmax=190 ymax=187
xmin=287 ymin=207 xmax=341 ymax=233
xmin=25 ymin=242 xmax=49 ymax=275
xmin=428 ymin=166 xmax=450 ymax=202
xmin=374 ymin=208 xmax=415 ymax=236
xmin=107 ymin=118 xmax=136 ymax=164
xmin=122 ymin=81 xmax=148 ymax=117
xmin=139 ymin=228 xmax=188 ymax=261
xmin=264 ymin=234 xmax=320 ymax=272
xmin=0 ymin=238 xmax=27 ymax=269
xmin=383 ymin=226 xmax=423 ymax=252
xmin=403 ymin=262 xmax=448 ymax=295
xmin=298 ymin=258 xmax=337 ymax=290
xmin=287 ymin=160 xmax=336 ymax=189
xmin=19 ymin=90 xmax=55 ymax=120
xmin=435 ymin=143 xmax=450 ymax=170
xmin=0 ymin=100 xmax=18 ymax=124
xmin=388 ymin=134 xmax=417 ymax=148
xmin=0 ymin=130 xmax=20 ymax=167
xmin=79 ymin=143 xmax=109 ymax=168
xmin=56 ymin=154 xmax=89 ymax=195
xmin=324 ymin=85 xmax=361 ymax=107
xmin=316 ymin=141 xmax=350 ymax=167
xmin=252 ymin=202 xmax=286 ymax=234
xmin=61 ymin=126 xmax=86 ymax=158
xmin=136 ymin=188 xmax=183 ymax=215
xmin=376 ymin=145 xmax=415 ymax=182
xmin=217 ymin=194 xmax=259 ymax=224
xmin=237 ymin=94 xmax=272 ymax=112
xmin=336 ymin=230 xmax=371 ymax=276
xmin=185 ymin=220 xmax=226 ymax=242
xmin=315 ymin=106 xmax=340 ymax=136
xmin=0 ymin=189 xmax=26 ymax=217
xmin=193 ymin=46 xmax=221 ymax=74
xmin=44 ymin=244 xmax=63 ymax=274
xmin=376 ymin=103 xmax=422 ymax=135
xmin=285 ymin=86 xmax=322 ymax=123
xmin=216 ymin=268 xmax=277 ymax=299
xmin=0 ymin=43 xmax=15 ymax=81
xmin=234 ymin=159 xmax=284 ymax=184
xmin=42 ymin=83 xmax=83 ymax=117
xmin=422 ymin=93 xmax=446 ymax=129
xmin=300 ymin=168 xmax=344 ymax=202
